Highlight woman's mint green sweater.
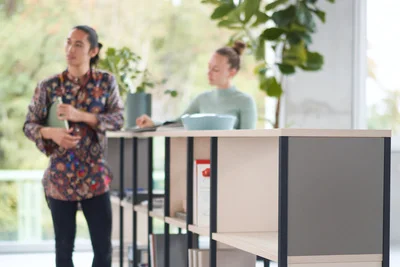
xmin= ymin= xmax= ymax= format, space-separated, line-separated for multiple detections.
xmin=180 ymin=86 xmax=257 ymax=129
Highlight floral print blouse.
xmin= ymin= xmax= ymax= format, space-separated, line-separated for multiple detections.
xmin=23 ymin=69 xmax=124 ymax=201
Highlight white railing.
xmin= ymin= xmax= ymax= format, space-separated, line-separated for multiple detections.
xmin=0 ymin=169 xmax=165 ymax=245
xmin=0 ymin=170 xmax=44 ymax=242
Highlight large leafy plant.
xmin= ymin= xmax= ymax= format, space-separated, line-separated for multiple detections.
xmin=98 ymin=47 xmax=177 ymax=98
xmin=202 ymin=0 xmax=335 ymax=128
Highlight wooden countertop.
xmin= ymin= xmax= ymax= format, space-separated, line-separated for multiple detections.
xmin=106 ymin=128 xmax=391 ymax=138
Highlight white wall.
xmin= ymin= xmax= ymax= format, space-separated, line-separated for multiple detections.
xmin=283 ymin=0 xmax=362 ymax=129
xmin=282 ymin=0 xmax=400 ymax=244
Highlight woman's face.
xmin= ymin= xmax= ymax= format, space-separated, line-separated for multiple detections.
xmin=207 ymin=53 xmax=237 ymax=87
xmin=65 ymin=29 xmax=97 ymax=68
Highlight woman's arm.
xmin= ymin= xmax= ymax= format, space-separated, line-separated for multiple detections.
xmin=239 ymin=95 xmax=257 ymax=129
xmin=181 ymin=95 xmax=200 ymax=115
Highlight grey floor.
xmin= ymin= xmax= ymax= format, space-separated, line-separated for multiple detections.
xmin=0 ymin=247 xmax=399 ymax=267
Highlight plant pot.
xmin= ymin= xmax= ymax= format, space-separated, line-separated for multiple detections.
xmin=125 ymin=92 xmax=152 ymax=128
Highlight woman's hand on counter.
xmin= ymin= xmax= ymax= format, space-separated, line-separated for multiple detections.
xmin=136 ymin=114 xmax=155 ymax=128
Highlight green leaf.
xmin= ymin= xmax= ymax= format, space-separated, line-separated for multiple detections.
xmin=252 ymin=11 xmax=270 ymax=27
xmin=261 ymin=27 xmax=285 ymax=40
xmin=265 ymin=0 xmax=289 ymax=11
xmin=289 ymin=23 xmax=307 ymax=32
xmin=326 ymin=0 xmax=335 ymax=3
xmin=304 ymin=0 xmax=318 ymax=3
xmin=271 ymin=5 xmax=296 ymax=27
xmin=300 ymin=51 xmax=324 ymax=71
xmin=296 ymin=2 xmax=316 ymax=32
xmin=254 ymin=63 xmax=268 ymax=75
xmin=310 ymin=9 xmax=326 ymax=23
xmin=255 ymin=38 xmax=265 ymax=61
xmin=106 ymin=48 xmax=116 ymax=56
xmin=282 ymin=41 xmax=307 ymax=66
xmin=136 ymin=85 xmax=145 ymax=93
xmin=211 ymin=3 xmax=236 ymax=20
xmin=299 ymin=32 xmax=312 ymax=45
xmin=277 ymin=63 xmax=295 ymax=75
xmin=286 ymin=32 xmax=302 ymax=45
xmin=165 ymin=89 xmax=178 ymax=97
xmin=244 ymin=0 xmax=261 ymax=23
xmin=259 ymin=76 xmax=283 ymax=97
xmin=217 ymin=19 xmax=242 ymax=29
xmin=287 ymin=31 xmax=312 ymax=45
xmin=224 ymin=2 xmax=244 ymax=22
xmin=145 ymin=82 xmax=155 ymax=88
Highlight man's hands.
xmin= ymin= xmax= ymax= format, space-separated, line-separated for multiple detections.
xmin=57 ymin=104 xmax=98 ymax=129
xmin=40 ymin=127 xmax=81 ymax=149
xmin=57 ymin=104 xmax=83 ymax=122
xmin=136 ymin=114 xmax=155 ymax=128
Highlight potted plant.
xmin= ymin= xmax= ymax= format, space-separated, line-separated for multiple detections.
xmin=203 ymin=0 xmax=335 ymax=128
xmin=98 ymin=47 xmax=177 ymax=128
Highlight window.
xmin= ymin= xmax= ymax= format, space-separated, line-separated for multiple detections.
xmin=366 ymin=0 xmax=400 ymax=148
xmin=0 ymin=0 xmax=263 ymax=246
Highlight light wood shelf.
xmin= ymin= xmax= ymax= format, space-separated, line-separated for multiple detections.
xmin=188 ymin=224 xmax=209 ymax=236
xmin=133 ymin=204 xmax=148 ymax=214
xmin=110 ymin=195 xmax=120 ymax=206
xmin=212 ymin=233 xmax=382 ymax=265
xmin=149 ymin=209 xmax=164 ymax=220
xmin=121 ymin=200 xmax=133 ymax=208
xmin=165 ymin=216 xmax=186 ymax=229
xmin=212 ymin=232 xmax=278 ymax=262
xmin=106 ymin=128 xmax=391 ymax=139
xmin=107 ymin=129 xmax=390 ymax=267
xmin=287 ymin=254 xmax=382 ymax=264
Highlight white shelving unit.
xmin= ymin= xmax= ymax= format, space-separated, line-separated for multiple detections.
xmin=107 ymin=128 xmax=391 ymax=267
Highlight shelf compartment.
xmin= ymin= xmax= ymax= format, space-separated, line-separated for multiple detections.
xmin=188 ymin=224 xmax=209 ymax=236
xmin=121 ymin=200 xmax=133 ymax=208
xmin=149 ymin=209 xmax=164 ymax=220
xmin=212 ymin=232 xmax=278 ymax=262
xmin=165 ymin=216 xmax=186 ymax=229
xmin=110 ymin=195 xmax=120 ymax=206
xmin=217 ymin=137 xmax=279 ymax=233
xmin=191 ymin=137 xmax=210 ymax=226
xmin=212 ymin=232 xmax=382 ymax=265
xmin=133 ymin=204 xmax=148 ymax=214
xmin=169 ymin=137 xmax=187 ymax=218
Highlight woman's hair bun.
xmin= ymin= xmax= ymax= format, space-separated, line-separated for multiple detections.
xmin=232 ymin=40 xmax=246 ymax=56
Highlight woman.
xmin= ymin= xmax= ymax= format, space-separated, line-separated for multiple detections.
xmin=23 ymin=25 xmax=124 ymax=267
xmin=136 ymin=40 xmax=257 ymax=129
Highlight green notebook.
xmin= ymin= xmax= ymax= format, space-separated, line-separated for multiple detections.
xmin=45 ymin=101 xmax=69 ymax=129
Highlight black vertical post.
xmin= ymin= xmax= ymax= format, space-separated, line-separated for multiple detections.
xmin=148 ymin=138 xmax=154 ymax=267
xmin=164 ymin=137 xmax=171 ymax=267
xmin=132 ymin=137 xmax=138 ymax=267
xmin=383 ymin=137 xmax=391 ymax=267
xmin=263 ymin=258 xmax=270 ymax=267
xmin=187 ymin=137 xmax=194 ymax=264
xmin=278 ymin=137 xmax=288 ymax=267
xmin=119 ymin=137 xmax=125 ymax=267
xmin=210 ymin=137 xmax=218 ymax=267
